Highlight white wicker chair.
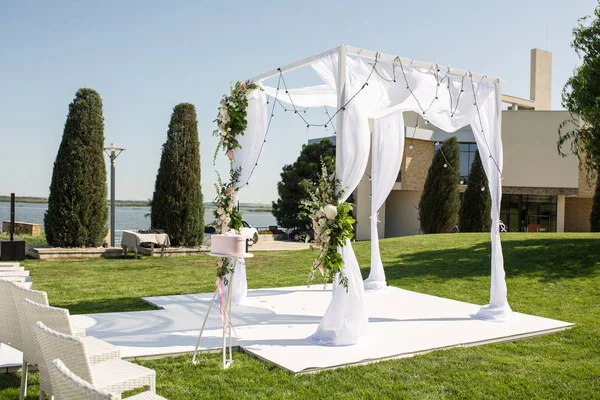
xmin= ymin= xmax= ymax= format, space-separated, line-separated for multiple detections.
xmin=50 ymin=358 xmax=167 ymax=400
xmin=0 ymin=278 xmax=31 ymax=400
xmin=35 ymin=321 xmax=157 ymax=398
xmin=0 ymin=278 xmax=23 ymax=349
xmin=10 ymin=281 xmax=105 ymax=399
xmin=22 ymin=299 xmax=121 ymax=397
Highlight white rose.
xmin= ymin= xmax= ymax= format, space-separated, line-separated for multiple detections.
xmin=323 ymin=204 xmax=338 ymax=220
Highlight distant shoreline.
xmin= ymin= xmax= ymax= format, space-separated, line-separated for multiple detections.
xmin=1 ymin=198 xmax=274 ymax=212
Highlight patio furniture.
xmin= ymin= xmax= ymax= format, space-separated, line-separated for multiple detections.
xmin=22 ymin=299 xmax=121 ymax=397
xmin=50 ymin=358 xmax=167 ymax=400
xmin=10 ymin=282 xmax=117 ymax=399
xmin=35 ymin=321 xmax=157 ymax=397
xmin=121 ymin=230 xmax=170 ymax=258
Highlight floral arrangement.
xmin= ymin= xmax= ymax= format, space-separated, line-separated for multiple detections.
xmin=302 ymin=159 xmax=355 ymax=289
xmin=212 ymin=80 xmax=260 ymax=286
xmin=213 ymin=168 xmax=243 ymax=234
xmin=213 ymin=80 xmax=261 ymax=163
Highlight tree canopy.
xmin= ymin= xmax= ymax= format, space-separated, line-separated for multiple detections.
xmin=44 ymin=88 xmax=108 ymax=247
xmin=559 ymin=2 xmax=600 ymax=180
xmin=418 ymin=137 xmax=461 ymax=234
xmin=419 ymin=137 xmax=460 ymax=233
xmin=272 ymin=139 xmax=335 ymax=229
xmin=459 ymin=150 xmax=491 ymax=232
xmin=151 ymin=103 xmax=204 ymax=246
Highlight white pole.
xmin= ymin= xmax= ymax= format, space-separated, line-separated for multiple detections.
xmin=336 ymin=45 xmax=347 ymax=184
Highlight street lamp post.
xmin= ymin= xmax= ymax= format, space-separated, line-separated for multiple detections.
xmin=104 ymin=143 xmax=125 ymax=247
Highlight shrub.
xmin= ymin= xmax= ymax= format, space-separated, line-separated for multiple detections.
xmin=151 ymin=103 xmax=204 ymax=246
xmin=44 ymin=89 xmax=108 ymax=247
xmin=591 ymin=177 xmax=600 ymax=232
xmin=459 ymin=150 xmax=491 ymax=232
xmin=418 ymin=137 xmax=461 ymax=233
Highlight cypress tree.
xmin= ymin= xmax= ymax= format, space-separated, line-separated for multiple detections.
xmin=459 ymin=150 xmax=492 ymax=232
xmin=272 ymin=140 xmax=336 ymax=229
xmin=44 ymin=88 xmax=108 ymax=247
xmin=151 ymin=103 xmax=204 ymax=246
xmin=418 ymin=137 xmax=461 ymax=234
xmin=591 ymin=177 xmax=600 ymax=232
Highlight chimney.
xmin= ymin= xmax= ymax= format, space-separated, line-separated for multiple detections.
xmin=530 ymin=48 xmax=552 ymax=110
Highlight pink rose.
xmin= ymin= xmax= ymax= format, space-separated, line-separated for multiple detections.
xmin=329 ymin=173 xmax=335 ymax=181
xmin=217 ymin=259 xmax=223 ymax=267
xmin=225 ymin=187 xmax=233 ymax=196
xmin=220 ymin=99 xmax=226 ymax=106
xmin=315 ymin=210 xmax=322 ymax=218
xmin=226 ymin=149 xmax=234 ymax=160
xmin=322 ymin=193 xmax=327 ymax=199
xmin=239 ymin=81 xmax=247 ymax=92
xmin=217 ymin=208 xmax=224 ymax=215
xmin=327 ymin=189 xmax=333 ymax=194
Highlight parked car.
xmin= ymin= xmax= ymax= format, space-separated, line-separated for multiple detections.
xmin=240 ymin=221 xmax=259 ymax=243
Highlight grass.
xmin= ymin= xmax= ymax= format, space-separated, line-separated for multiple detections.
xmin=1 ymin=233 xmax=599 ymax=399
xmin=0 ymin=233 xmax=47 ymax=246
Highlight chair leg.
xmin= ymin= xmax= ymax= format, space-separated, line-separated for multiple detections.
xmin=19 ymin=362 xmax=28 ymax=400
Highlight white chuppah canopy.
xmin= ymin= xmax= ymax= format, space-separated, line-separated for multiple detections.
xmin=235 ymin=45 xmax=511 ymax=345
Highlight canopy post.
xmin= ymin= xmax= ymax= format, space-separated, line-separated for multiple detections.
xmin=336 ymin=45 xmax=347 ymax=183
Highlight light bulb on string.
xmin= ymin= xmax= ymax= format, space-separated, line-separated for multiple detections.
xmin=460 ymin=180 xmax=464 ymax=185
xmin=444 ymin=163 xmax=448 ymax=168
xmin=480 ymin=186 xmax=485 ymax=192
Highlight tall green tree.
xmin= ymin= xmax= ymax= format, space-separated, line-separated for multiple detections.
xmin=272 ymin=139 xmax=335 ymax=229
xmin=419 ymin=137 xmax=461 ymax=234
xmin=591 ymin=178 xmax=600 ymax=232
xmin=559 ymin=2 xmax=600 ymax=225
xmin=44 ymin=88 xmax=108 ymax=247
xmin=459 ymin=150 xmax=491 ymax=232
xmin=151 ymin=103 xmax=204 ymax=246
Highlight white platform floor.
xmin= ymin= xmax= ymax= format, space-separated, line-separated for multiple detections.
xmin=1 ymin=285 xmax=572 ymax=373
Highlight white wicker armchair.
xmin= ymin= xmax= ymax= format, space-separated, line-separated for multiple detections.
xmin=21 ymin=299 xmax=121 ymax=397
xmin=0 ymin=278 xmax=24 ymax=349
xmin=50 ymin=358 xmax=167 ymax=400
xmin=10 ymin=281 xmax=111 ymax=399
xmin=35 ymin=321 xmax=157 ymax=398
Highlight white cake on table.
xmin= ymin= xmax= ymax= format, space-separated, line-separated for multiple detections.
xmin=211 ymin=234 xmax=248 ymax=257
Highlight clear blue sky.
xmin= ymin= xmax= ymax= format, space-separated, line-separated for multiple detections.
xmin=0 ymin=0 xmax=596 ymax=203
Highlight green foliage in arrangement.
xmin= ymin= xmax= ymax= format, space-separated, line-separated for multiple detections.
xmin=272 ymin=140 xmax=336 ymax=229
xmin=301 ymin=159 xmax=355 ymax=289
xmin=44 ymin=88 xmax=108 ymax=247
xmin=151 ymin=103 xmax=204 ymax=246
xmin=419 ymin=137 xmax=461 ymax=234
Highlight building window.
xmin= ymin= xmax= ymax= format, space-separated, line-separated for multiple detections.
xmin=500 ymin=194 xmax=557 ymax=232
xmin=434 ymin=141 xmax=477 ymax=184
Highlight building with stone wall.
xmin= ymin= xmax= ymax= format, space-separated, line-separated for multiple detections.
xmin=347 ymin=48 xmax=597 ymax=239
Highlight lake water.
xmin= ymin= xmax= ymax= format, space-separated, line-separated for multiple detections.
xmin=0 ymin=202 xmax=277 ymax=243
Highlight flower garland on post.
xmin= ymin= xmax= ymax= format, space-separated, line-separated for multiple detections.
xmin=302 ymin=159 xmax=356 ymax=290
xmin=212 ymin=80 xmax=260 ymax=282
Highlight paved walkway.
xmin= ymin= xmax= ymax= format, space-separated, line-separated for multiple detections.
xmin=251 ymin=240 xmax=310 ymax=251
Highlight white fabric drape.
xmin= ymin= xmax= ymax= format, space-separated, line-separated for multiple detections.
xmin=235 ymin=50 xmax=511 ymax=342
xmin=222 ymin=87 xmax=267 ymax=306
xmin=469 ymin=84 xmax=512 ymax=321
xmin=262 ymin=85 xmax=337 ymax=108
xmin=364 ymin=113 xmax=405 ymax=291
xmin=224 ymin=258 xmax=247 ymax=305
xmin=307 ymin=54 xmax=370 ymax=346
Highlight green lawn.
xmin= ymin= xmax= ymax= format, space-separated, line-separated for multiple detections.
xmin=1 ymin=233 xmax=599 ymax=399
xmin=0 ymin=233 xmax=47 ymax=246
